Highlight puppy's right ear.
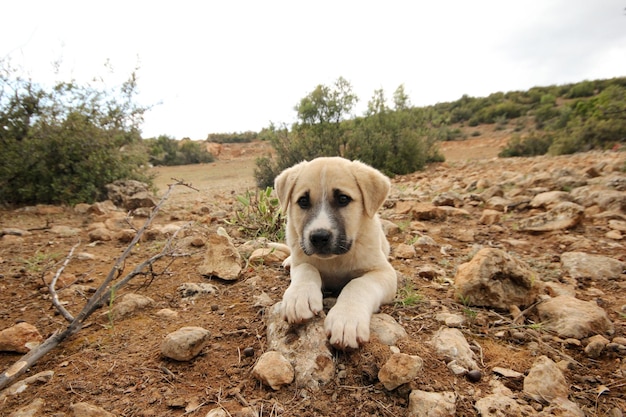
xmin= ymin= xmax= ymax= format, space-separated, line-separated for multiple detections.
xmin=274 ymin=161 xmax=307 ymax=213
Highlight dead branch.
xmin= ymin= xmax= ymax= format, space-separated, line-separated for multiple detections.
xmin=0 ymin=180 xmax=195 ymax=392
xmin=49 ymin=242 xmax=80 ymax=322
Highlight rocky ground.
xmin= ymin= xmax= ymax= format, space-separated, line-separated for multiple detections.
xmin=0 ymin=137 xmax=625 ymax=417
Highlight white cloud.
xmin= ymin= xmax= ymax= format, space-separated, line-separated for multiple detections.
xmin=1 ymin=0 xmax=625 ymax=139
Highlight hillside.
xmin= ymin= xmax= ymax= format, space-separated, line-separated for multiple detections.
xmin=0 ymin=139 xmax=624 ymax=416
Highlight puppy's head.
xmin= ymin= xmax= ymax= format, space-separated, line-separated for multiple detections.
xmin=275 ymin=157 xmax=390 ymax=258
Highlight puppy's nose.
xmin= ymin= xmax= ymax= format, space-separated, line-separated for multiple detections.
xmin=309 ymin=229 xmax=332 ymax=248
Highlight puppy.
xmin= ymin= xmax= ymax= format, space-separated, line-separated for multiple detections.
xmin=274 ymin=157 xmax=397 ymax=349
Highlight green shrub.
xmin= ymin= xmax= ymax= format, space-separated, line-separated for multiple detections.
xmin=0 ymin=65 xmax=151 ymax=206
xmin=227 ymin=187 xmax=284 ymax=241
xmin=499 ymin=133 xmax=553 ymax=157
xmin=146 ymin=136 xmax=214 ymax=166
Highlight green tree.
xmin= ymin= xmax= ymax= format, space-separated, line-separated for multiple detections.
xmin=0 ymin=60 xmax=150 ymax=205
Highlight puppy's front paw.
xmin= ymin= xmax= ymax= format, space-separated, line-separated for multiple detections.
xmin=324 ymin=304 xmax=370 ymax=350
xmin=281 ymin=283 xmax=323 ymax=324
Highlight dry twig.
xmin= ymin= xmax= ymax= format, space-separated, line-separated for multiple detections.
xmin=0 ymin=180 xmax=193 ymax=391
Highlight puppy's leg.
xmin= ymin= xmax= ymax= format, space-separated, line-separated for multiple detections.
xmin=281 ymin=263 xmax=324 ymax=323
xmin=325 ymin=268 xmax=397 ymax=349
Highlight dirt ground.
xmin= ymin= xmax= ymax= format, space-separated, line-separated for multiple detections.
xmin=0 ymin=130 xmax=624 ymax=416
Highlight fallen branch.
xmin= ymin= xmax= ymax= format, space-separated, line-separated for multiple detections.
xmin=0 ymin=180 xmax=193 ymax=391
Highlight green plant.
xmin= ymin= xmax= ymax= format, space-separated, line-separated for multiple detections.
xmin=22 ymin=251 xmax=60 ymax=274
xmin=227 ymin=187 xmax=285 ymax=241
xmin=395 ymin=282 xmax=424 ymax=307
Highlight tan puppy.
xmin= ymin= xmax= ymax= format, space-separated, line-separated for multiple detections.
xmin=274 ymin=157 xmax=397 ymax=349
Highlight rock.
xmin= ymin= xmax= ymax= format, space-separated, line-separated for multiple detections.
xmin=8 ymin=397 xmax=45 ymax=417
xmin=453 ymin=248 xmax=538 ymax=309
xmin=536 ymin=295 xmax=614 ymax=339
xmin=161 ymin=326 xmax=211 ymax=361
xmin=394 ymin=243 xmax=416 ymax=259
xmin=0 ymin=322 xmax=43 ymax=353
xmin=378 ymin=353 xmax=423 ymax=390
xmin=608 ymin=219 xmax=626 ymax=232
xmin=252 ymin=351 xmax=294 ymax=390
xmin=178 ymin=282 xmax=218 ymax=299
xmin=155 ymin=308 xmax=179 ymax=319
xmin=198 ymin=227 xmax=242 ymax=280
xmin=585 ymin=334 xmax=610 ymax=358
xmin=524 ymin=356 xmax=568 ymax=402
xmin=248 ymin=247 xmax=289 ymax=265
xmin=529 ymin=190 xmax=573 ymax=209
xmin=87 ymin=200 xmax=117 ymax=216
xmin=485 ymin=196 xmax=510 ymax=211
xmin=560 ymin=251 xmax=625 ymax=281
xmin=115 ymin=229 xmax=136 ymax=243
xmin=70 ymin=401 xmax=116 ymax=417
xmin=474 ymin=393 xmax=531 ymax=417
xmin=407 ymin=390 xmax=456 ymax=417
xmin=370 ymin=313 xmax=408 ymax=345
xmin=252 ymin=291 xmax=274 ymax=308
xmin=518 ymin=201 xmax=585 ymax=232
xmin=106 ymin=180 xmax=157 ymax=210
xmin=408 ymin=202 xmax=447 ymax=221
xmin=49 ymin=225 xmax=81 ymax=236
xmin=432 ymin=191 xmax=463 ymax=207
xmin=205 ymin=408 xmax=228 ymax=417
xmin=1 ymin=227 xmax=32 ymax=237
xmin=0 ymin=371 xmax=54 ymax=403
xmin=107 ymin=293 xmax=154 ymax=320
xmin=430 ymin=327 xmax=478 ymax=372
xmin=478 ymin=209 xmax=501 ymax=225
xmin=435 ymin=313 xmax=465 ymax=328
xmin=266 ymin=303 xmax=334 ymax=390
xmin=88 ymin=227 xmax=112 ymax=242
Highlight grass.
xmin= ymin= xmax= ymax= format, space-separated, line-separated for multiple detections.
xmin=395 ymin=282 xmax=424 ymax=307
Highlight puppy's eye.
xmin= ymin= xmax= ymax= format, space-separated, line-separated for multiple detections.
xmin=336 ymin=194 xmax=352 ymax=207
xmin=297 ymin=195 xmax=310 ymax=209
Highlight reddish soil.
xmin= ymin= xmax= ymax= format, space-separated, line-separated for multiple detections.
xmin=0 ymin=133 xmax=624 ymax=416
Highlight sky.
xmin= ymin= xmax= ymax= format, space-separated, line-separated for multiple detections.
xmin=2 ymin=1 xmax=625 ymax=139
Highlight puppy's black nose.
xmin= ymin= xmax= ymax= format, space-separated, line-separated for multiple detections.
xmin=309 ymin=229 xmax=332 ymax=248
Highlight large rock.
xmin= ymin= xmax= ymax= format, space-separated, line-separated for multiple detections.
xmin=408 ymin=390 xmax=456 ymax=417
xmin=0 ymin=322 xmax=43 ymax=353
xmin=378 ymin=353 xmax=423 ymax=390
xmin=560 ymin=252 xmax=625 ymax=281
xmin=454 ymin=248 xmax=538 ymax=309
xmin=536 ymin=296 xmax=614 ymax=339
xmin=107 ymin=293 xmax=154 ymax=320
xmin=430 ymin=327 xmax=478 ymax=372
xmin=518 ymin=201 xmax=584 ymax=232
xmin=106 ymin=180 xmax=157 ymax=211
xmin=198 ymin=227 xmax=242 ymax=280
xmin=265 ymin=303 xmax=334 ymax=391
xmin=523 ymin=355 xmax=583 ymax=415
xmin=161 ymin=326 xmax=211 ymax=361
xmin=252 ymin=351 xmax=295 ymax=390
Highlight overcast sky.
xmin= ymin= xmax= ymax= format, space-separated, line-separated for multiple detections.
xmin=2 ymin=1 xmax=625 ymax=139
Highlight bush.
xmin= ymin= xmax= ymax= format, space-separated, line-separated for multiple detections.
xmin=0 ymin=63 xmax=151 ymax=206
xmin=499 ymin=133 xmax=553 ymax=157
xmin=146 ymin=136 xmax=214 ymax=166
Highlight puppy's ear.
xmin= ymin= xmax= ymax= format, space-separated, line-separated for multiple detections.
xmin=274 ymin=161 xmax=307 ymax=213
xmin=351 ymin=160 xmax=390 ymax=218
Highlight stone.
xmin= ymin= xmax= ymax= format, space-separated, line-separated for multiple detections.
xmin=155 ymin=308 xmax=179 ymax=319
xmin=106 ymin=180 xmax=156 ymax=210
xmin=474 ymin=393 xmax=531 ymax=417
xmin=0 ymin=371 xmax=54 ymax=404
xmin=560 ymin=251 xmax=625 ymax=281
xmin=432 ymin=191 xmax=463 ymax=207
xmin=88 ymin=227 xmax=112 ymax=242
xmin=536 ymin=295 xmax=614 ymax=339
xmin=453 ymin=248 xmax=538 ymax=309
xmin=370 ymin=313 xmax=408 ymax=345
xmin=430 ymin=327 xmax=478 ymax=372
xmin=529 ymin=190 xmax=573 ymax=209
xmin=435 ymin=313 xmax=465 ymax=328
xmin=478 ymin=209 xmax=501 ymax=225
xmin=518 ymin=201 xmax=585 ymax=232
xmin=49 ymin=225 xmax=81 ymax=236
xmin=248 ymin=247 xmax=290 ymax=265
xmin=585 ymin=334 xmax=610 ymax=358
xmin=378 ymin=353 xmax=423 ymax=390
xmin=198 ymin=227 xmax=242 ymax=280
xmin=394 ymin=243 xmax=416 ymax=259
xmin=8 ymin=397 xmax=45 ymax=417
xmin=266 ymin=303 xmax=334 ymax=390
xmin=115 ymin=229 xmax=136 ymax=243
xmin=252 ymin=351 xmax=294 ymax=390
xmin=109 ymin=293 xmax=153 ymax=319
xmin=408 ymin=390 xmax=456 ymax=417
xmin=70 ymin=401 xmax=116 ymax=417
xmin=524 ymin=356 xmax=568 ymax=402
xmin=161 ymin=326 xmax=211 ymax=361
xmin=0 ymin=322 xmax=43 ymax=353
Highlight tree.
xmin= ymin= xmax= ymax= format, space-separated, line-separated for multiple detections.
xmin=0 ymin=60 xmax=151 ymax=205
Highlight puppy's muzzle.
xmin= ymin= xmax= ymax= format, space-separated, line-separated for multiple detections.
xmin=303 ymin=228 xmax=351 ymax=257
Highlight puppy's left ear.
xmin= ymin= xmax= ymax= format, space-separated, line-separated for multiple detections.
xmin=351 ymin=160 xmax=391 ymax=218
xmin=274 ymin=161 xmax=307 ymax=213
